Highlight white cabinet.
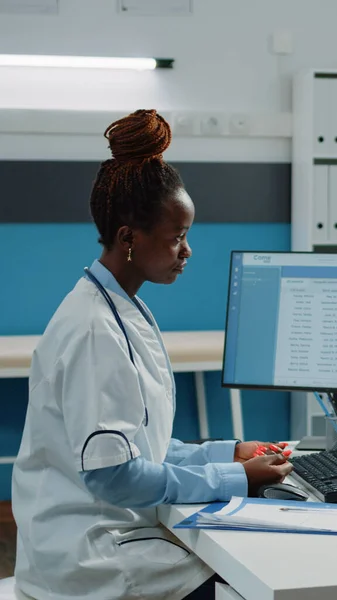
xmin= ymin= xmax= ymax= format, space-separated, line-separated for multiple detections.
xmin=313 ymin=75 xmax=337 ymax=157
xmin=313 ymin=77 xmax=332 ymax=156
xmin=329 ymin=77 xmax=337 ymax=155
xmin=328 ymin=166 xmax=337 ymax=243
xmin=312 ymin=165 xmax=328 ymax=243
xmin=292 ymin=70 xmax=337 ymax=439
xmin=293 ymin=70 xmax=337 ymax=252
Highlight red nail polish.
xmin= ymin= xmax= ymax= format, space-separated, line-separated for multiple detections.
xmin=270 ymin=444 xmax=280 ymax=452
xmin=283 ymin=450 xmax=292 ymax=457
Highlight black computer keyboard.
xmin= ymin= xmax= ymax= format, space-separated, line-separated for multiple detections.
xmin=289 ymin=449 xmax=337 ymax=503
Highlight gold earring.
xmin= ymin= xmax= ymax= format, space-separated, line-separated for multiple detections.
xmin=127 ymin=247 xmax=132 ymax=262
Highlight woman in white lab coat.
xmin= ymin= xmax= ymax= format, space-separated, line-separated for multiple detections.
xmin=12 ymin=109 xmax=291 ymax=600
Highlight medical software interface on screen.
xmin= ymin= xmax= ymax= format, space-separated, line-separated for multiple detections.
xmin=223 ymin=252 xmax=337 ymax=390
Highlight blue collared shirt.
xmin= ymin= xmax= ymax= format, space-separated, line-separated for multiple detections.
xmin=80 ymin=260 xmax=248 ymax=506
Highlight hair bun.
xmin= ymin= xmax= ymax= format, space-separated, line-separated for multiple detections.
xmin=104 ymin=109 xmax=172 ymax=164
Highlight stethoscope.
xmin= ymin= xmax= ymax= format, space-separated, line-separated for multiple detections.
xmin=84 ymin=267 xmax=135 ymax=366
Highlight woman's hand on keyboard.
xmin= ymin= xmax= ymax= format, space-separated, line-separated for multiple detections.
xmin=234 ymin=441 xmax=289 ymax=463
xmin=243 ymin=454 xmax=293 ymax=496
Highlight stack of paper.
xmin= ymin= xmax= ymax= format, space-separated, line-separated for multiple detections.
xmin=175 ymin=496 xmax=337 ymax=535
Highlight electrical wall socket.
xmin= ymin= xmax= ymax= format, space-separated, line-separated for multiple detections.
xmin=169 ymin=111 xmax=290 ymax=138
xmin=173 ymin=113 xmax=197 ymax=136
xmin=200 ymin=113 xmax=225 ymax=136
xmin=228 ymin=114 xmax=251 ymax=136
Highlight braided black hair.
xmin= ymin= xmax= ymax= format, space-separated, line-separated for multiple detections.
xmin=90 ymin=109 xmax=184 ymax=249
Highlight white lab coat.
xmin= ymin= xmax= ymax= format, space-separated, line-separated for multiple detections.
xmin=12 ymin=276 xmax=212 ymax=600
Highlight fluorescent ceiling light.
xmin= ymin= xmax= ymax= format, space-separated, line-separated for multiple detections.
xmin=0 ymin=55 xmax=175 ymax=70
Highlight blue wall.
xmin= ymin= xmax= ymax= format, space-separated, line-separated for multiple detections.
xmin=0 ymin=222 xmax=291 ymax=499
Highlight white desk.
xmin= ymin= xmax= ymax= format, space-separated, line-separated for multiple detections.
xmin=0 ymin=332 xmax=244 ymax=447
xmin=159 ymin=452 xmax=337 ymax=600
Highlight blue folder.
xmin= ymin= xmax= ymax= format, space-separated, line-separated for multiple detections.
xmin=173 ymin=497 xmax=337 ymax=535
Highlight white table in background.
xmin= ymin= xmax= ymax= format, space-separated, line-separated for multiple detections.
xmin=0 ymin=332 xmax=244 ymax=460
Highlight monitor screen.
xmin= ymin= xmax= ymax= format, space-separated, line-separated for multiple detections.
xmin=222 ymin=252 xmax=337 ymax=392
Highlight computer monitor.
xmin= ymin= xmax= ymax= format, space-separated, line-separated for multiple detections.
xmin=222 ymin=251 xmax=337 ymax=393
